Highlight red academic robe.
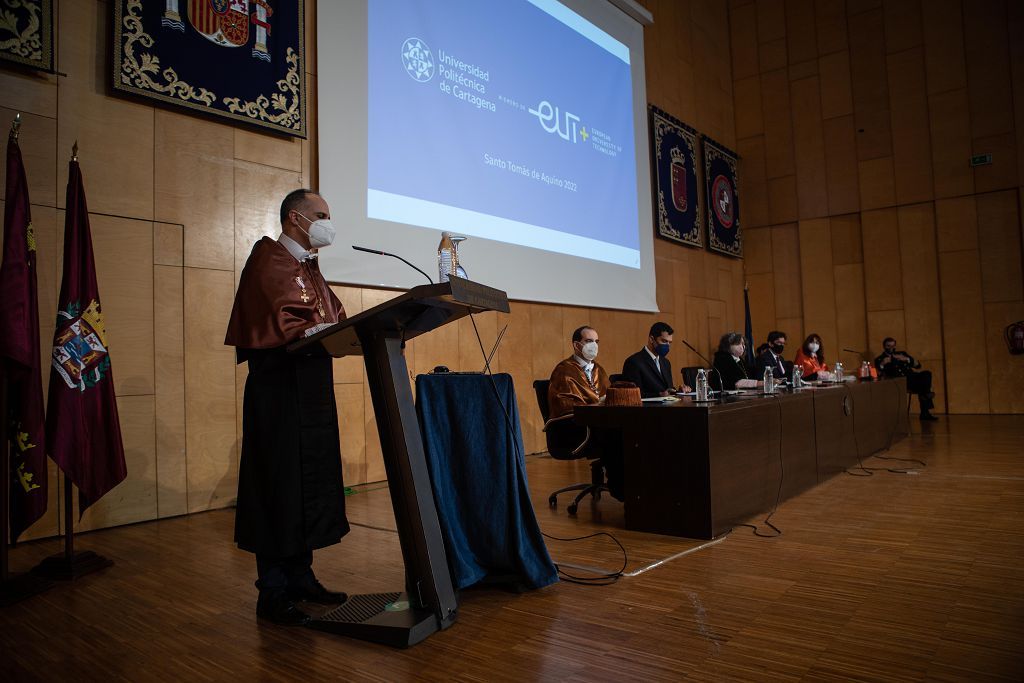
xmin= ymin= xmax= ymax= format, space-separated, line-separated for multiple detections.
xmin=225 ymin=237 xmax=349 ymax=557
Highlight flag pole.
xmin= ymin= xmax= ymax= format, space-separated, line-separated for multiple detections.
xmin=1 ymin=114 xmax=51 ymax=605
xmin=32 ymin=141 xmax=112 ymax=582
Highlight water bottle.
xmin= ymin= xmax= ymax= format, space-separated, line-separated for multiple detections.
xmin=696 ymin=368 xmax=709 ymax=401
xmin=438 ymin=231 xmax=455 ymax=282
xmin=834 ymin=361 xmax=844 ymax=383
xmin=859 ymin=361 xmax=871 ymax=382
xmin=791 ymin=364 xmax=802 ymax=390
xmin=763 ymin=365 xmax=774 ymax=394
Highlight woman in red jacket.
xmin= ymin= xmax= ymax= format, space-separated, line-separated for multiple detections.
xmin=794 ymin=333 xmax=829 ymax=380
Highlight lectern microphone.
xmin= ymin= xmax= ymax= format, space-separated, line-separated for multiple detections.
xmin=352 ymin=245 xmax=434 ymax=285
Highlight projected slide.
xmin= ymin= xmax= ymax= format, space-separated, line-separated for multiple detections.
xmin=367 ymin=0 xmax=640 ymax=268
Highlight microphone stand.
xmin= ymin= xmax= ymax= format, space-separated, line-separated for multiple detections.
xmin=680 ymin=339 xmax=725 ymax=403
xmin=352 ymin=245 xmax=434 ymax=285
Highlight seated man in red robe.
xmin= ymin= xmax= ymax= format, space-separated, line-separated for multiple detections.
xmin=225 ymin=189 xmax=350 ymax=625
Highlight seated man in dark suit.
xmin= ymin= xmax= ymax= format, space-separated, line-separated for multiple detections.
xmin=621 ymin=321 xmax=690 ymax=398
xmin=755 ymin=330 xmax=789 ymax=379
xmin=874 ymin=337 xmax=938 ymax=421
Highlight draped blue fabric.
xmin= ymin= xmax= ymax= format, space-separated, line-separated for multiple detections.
xmin=415 ymin=373 xmax=558 ymax=590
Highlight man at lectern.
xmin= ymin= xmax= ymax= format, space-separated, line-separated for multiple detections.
xmin=621 ymin=321 xmax=690 ymax=398
xmin=225 ymin=189 xmax=350 ymax=626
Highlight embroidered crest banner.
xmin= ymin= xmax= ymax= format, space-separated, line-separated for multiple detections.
xmin=650 ymin=106 xmax=701 ymax=248
xmin=112 ymin=0 xmax=306 ymax=137
xmin=0 ymin=0 xmax=54 ymax=72
xmin=702 ymin=136 xmax=742 ymax=258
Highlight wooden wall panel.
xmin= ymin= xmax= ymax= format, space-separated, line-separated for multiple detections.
xmin=184 ymin=268 xmax=238 ymax=512
xmin=56 ymin=0 xmax=153 ymax=220
xmin=927 ymin=88 xmax=974 ymax=199
xmin=887 ymin=48 xmax=934 ymax=205
xmin=972 ymin=132 xmax=1018 ymax=193
xmin=883 ymin=0 xmax=923 ymax=54
xmin=0 ymin=107 xmax=56 ymax=207
xmin=154 ymin=112 xmax=235 ymax=271
xmin=830 ymin=213 xmax=863 ymax=265
xmin=771 ymin=224 xmax=803 ymax=320
xmin=935 ymin=196 xmax=978 ymax=252
xmin=744 ymin=227 xmax=773 ymax=274
xmin=833 ymin=263 xmax=868 ymax=362
xmin=761 ymin=69 xmax=796 ymax=178
xmin=976 ymin=190 xmax=1023 ymax=303
xmin=734 ymin=76 xmax=764 ymax=139
xmin=848 ymin=9 xmax=893 ymax=161
xmin=938 ymin=251 xmax=990 ymax=413
xmin=866 ymin=309 xmax=906 ymax=357
xmin=154 ymin=263 xmax=187 ymax=518
xmin=233 ymin=162 xmax=302 ymax=280
xmin=791 ymin=77 xmax=830 ymax=218
xmin=922 ymin=0 xmax=967 ymax=95
xmin=737 ymin=136 xmax=770 ymax=226
xmin=896 ymin=204 xmax=943 ymax=360
xmin=823 ymin=115 xmax=861 ymax=215
xmin=819 ymin=51 xmax=854 ymax=119
xmin=730 ymin=1 xmax=761 ymax=79
xmin=861 ymin=208 xmax=903 ymax=311
xmin=815 ymin=0 xmax=849 ymax=55
xmin=77 ymin=396 xmax=158 ymax=531
xmin=858 ymin=157 xmax=896 ymax=210
xmin=90 ymin=215 xmax=155 ymax=397
xmin=798 ymin=218 xmax=838 ymax=348
xmin=963 ymin=0 xmax=1014 ymax=140
xmin=785 ymin=0 xmax=818 ymax=65
xmin=757 ymin=0 xmax=787 ymax=43
xmin=768 ymin=175 xmax=800 ymax=224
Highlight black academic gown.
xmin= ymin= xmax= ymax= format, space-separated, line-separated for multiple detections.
xmin=225 ymin=238 xmax=350 ymax=558
xmin=712 ymin=350 xmax=753 ymax=390
xmin=621 ymin=348 xmax=674 ymax=398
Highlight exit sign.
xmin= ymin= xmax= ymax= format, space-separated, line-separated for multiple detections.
xmin=970 ymin=153 xmax=993 ymax=167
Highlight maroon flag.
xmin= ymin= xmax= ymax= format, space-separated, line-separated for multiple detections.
xmin=46 ymin=158 xmax=126 ymax=515
xmin=0 ymin=133 xmax=48 ymax=542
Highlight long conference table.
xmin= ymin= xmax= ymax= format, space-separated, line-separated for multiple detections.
xmin=573 ymin=378 xmax=910 ymax=539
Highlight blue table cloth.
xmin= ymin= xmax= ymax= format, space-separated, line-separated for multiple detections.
xmin=415 ymin=373 xmax=558 ymax=590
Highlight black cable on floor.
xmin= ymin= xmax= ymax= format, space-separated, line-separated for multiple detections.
xmin=735 ymin=391 xmax=784 ymax=537
xmin=541 ymin=530 xmax=628 ymax=585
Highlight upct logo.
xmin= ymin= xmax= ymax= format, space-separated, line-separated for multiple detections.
xmin=402 ymin=37 xmax=434 ymax=82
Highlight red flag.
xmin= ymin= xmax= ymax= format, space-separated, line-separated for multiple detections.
xmin=0 ymin=133 xmax=48 ymax=542
xmin=46 ymin=158 xmax=126 ymax=515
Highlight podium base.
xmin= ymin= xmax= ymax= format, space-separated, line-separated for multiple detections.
xmin=0 ymin=572 xmax=52 ymax=607
xmin=308 ymin=591 xmax=451 ymax=648
xmin=32 ymin=550 xmax=113 ymax=581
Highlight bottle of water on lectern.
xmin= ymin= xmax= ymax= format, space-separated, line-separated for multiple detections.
xmin=791 ymin=364 xmax=802 ymax=390
xmin=834 ymin=361 xmax=844 ymax=383
xmin=438 ymin=231 xmax=455 ymax=283
xmin=696 ymin=368 xmax=709 ymax=401
xmin=763 ymin=365 xmax=774 ymax=394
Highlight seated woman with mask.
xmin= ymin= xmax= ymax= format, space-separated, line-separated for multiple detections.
xmin=793 ymin=333 xmax=830 ymax=381
xmin=711 ymin=332 xmax=761 ymax=390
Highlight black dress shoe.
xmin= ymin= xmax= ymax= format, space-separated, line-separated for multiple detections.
xmin=288 ymin=580 xmax=348 ymax=605
xmin=256 ymin=597 xmax=311 ymax=626
xmin=920 ymin=413 xmax=939 ymax=421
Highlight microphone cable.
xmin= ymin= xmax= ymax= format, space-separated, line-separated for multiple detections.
xmin=733 ymin=391 xmax=784 ymax=537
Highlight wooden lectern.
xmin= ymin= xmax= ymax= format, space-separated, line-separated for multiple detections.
xmin=288 ymin=277 xmax=510 ymax=647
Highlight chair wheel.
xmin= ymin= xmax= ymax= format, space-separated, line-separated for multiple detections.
xmin=548 ymin=495 xmax=557 ymax=508
xmin=567 ymin=503 xmax=578 ymax=515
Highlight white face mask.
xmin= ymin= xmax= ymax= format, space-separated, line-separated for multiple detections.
xmin=296 ymin=212 xmax=336 ymax=248
xmin=730 ymin=344 xmax=745 ymax=358
xmin=579 ymin=340 xmax=598 ymax=361
xmin=808 ymin=342 xmax=820 ymax=353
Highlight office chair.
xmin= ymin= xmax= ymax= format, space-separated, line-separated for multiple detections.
xmin=531 ymin=379 xmax=608 ymax=515
xmin=609 ymin=373 xmax=626 ymax=383
xmin=681 ymin=366 xmax=702 ymax=389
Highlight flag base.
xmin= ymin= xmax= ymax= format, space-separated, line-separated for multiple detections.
xmin=32 ymin=550 xmax=112 ymax=581
xmin=0 ymin=572 xmax=52 ymax=607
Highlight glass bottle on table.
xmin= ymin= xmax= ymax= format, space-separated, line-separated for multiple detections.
xmin=695 ymin=369 xmax=709 ymax=401
xmin=763 ymin=365 xmax=774 ymax=394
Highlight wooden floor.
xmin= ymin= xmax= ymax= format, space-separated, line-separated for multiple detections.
xmin=2 ymin=416 xmax=1023 ymax=681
